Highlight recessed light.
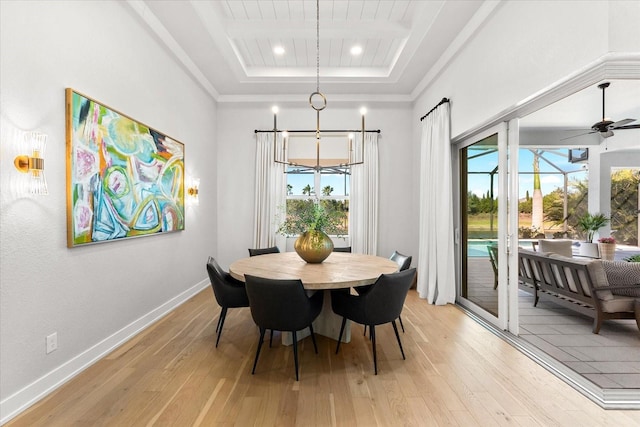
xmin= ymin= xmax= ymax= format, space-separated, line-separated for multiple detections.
xmin=274 ymin=46 xmax=285 ymax=55
xmin=350 ymin=45 xmax=362 ymax=56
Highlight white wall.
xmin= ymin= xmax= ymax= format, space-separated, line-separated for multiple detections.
xmin=413 ymin=1 xmax=638 ymax=139
xmin=411 ymin=0 xmax=639 ymax=256
xmin=0 ymin=1 xmax=217 ymax=421
xmin=215 ymin=101 xmax=415 ymax=269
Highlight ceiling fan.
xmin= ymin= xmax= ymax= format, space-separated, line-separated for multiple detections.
xmin=563 ymin=82 xmax=640 ymax=140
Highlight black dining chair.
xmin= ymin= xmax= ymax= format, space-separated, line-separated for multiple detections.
xmin=333 ymin=246 xmax=352 ymax=253
xmin=359 ymin=250 xmax=413 ymax=334
xmin=248 ymin=246 xmax=280 ymax=257
xmin=390 ymin=250 xmax=412 ymax=272
xmin=206 ymin=257 xmax=250 ymax=348
xmin=332 ymin=268 xmax=416 ymax=374
xmin=244 ymin=274 xmax=323 ymax=381
xmin=389 ymin=250 xmax=412 ymax=332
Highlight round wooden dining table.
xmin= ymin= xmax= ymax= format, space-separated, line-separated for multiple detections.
xmin=229 ymin=251 xmax=399 ymax=290
xmin=229 ymin=251 xmax=399 ymax=344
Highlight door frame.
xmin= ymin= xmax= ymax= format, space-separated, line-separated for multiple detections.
xmin=454 ymin=122 xmax=511 ymax=330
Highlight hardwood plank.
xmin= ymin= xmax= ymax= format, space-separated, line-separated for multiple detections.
xmin=7 ymin=289 xmax=640 ymax=427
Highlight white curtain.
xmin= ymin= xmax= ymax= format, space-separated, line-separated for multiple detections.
xmin=417 ymin=103 xmax=455 ymax=304
xmin=349 ymin=132 xmax=379 ymax=255
xmin=253 ymin=132 xmax=286 ymax=250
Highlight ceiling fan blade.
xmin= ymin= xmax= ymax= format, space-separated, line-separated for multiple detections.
xmin=600 ymin=130 xmax=614 ymax=138
xmin=560 ymin=131 xmax=595 ymax=141
xmin=610 ymin=118 xmax=635 ymax=128
xmin=612 ymin=123 xmax=640 ymax=130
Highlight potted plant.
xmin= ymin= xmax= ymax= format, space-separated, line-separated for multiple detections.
xmin=277 ymin=199 xmax=346 ymax=263
xmin=597 ymin=236 xmax=616 ymax=261
xmin=576 ymin=212 xmax=609 ymax=257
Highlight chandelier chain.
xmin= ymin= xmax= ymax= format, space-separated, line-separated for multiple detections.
xmin=316 ymin=0 xmax=319 ymax=93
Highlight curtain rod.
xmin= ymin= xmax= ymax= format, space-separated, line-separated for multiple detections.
xmin=419 ymin=97 xmax=450 ymax=121
xmin=254 ymin=129 xmax=380 ymax=133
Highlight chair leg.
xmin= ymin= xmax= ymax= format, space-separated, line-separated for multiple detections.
xmin=363 ymin=325 xmax=367 ymax=336
xmin=309 ymin=324 xmax=318 ymax=354
xmin=398 ymin=315 xmax=405 ymax=333
xmin=371 ymin=325 xmax=377 ymax=375
xmin=292 ymin=331 xmax=299 ymax=381
xmin=593 ymin=316 xmax=603 ymax=334
xmin=335 ymin=317 xmax=347 ymax=354
xmin=251 ymin=327 xmax=266 ymax=375
xmin=269 ymin=329 xmax=274 ymax=348
xmin=392 ymin=320 xmax=405 ymax=360
xmin=216 ymin=307 xmax=225 ymax=333
xmin=216 ymin=307 xmax=228 ymax=348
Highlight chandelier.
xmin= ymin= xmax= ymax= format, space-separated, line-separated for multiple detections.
xmin=271 ymin=0 xmax=366 ymax=173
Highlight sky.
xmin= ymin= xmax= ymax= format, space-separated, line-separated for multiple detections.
xmin=287 ymin=168 xmax=350 ymax=197
xmin=467 ymin=147 xmax=588 ymax=199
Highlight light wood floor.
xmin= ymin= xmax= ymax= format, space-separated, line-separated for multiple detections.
xmin=8 ymin=289 xmax=640 ymax=427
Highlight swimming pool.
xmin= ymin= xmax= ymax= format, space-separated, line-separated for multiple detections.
xmin=467 ymin=240 xmax=537 ymax=257
xmin=467 ymin=240 xmax=496 ymax=257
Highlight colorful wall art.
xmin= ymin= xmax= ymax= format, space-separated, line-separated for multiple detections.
xmin=65 ymin=89 xmax=185 ymax=247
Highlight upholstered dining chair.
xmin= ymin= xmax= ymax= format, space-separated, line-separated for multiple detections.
xmin=206 ymin=257 xmax=250 ymax=348
xmin=390 ymin=250 xmax=412 ymax=271
xmin=389 ymin=251 xmax=412 ymax=332
xmin=332 ymin=268 xmax=417 ymax=374
xmin=248 ymin=246 xmax=280 ymax=257
xmin=244 ymin=275 xmax=323 ymax=381
xmin=333 ymin=246 xmax=352 ymax=253
xmin=359 ymin=250 xmax=412 ymax=334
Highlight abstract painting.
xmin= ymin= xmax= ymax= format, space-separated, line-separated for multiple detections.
xmin=66 ymin=89 xmax=185 ymax=247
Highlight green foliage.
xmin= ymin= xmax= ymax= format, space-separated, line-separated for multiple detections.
xmin=519 ymin=198 xmax=532 ymax=214
xmin=576 ymin=212 xmax=609 ymax=243
xmin=624 ymin=254 xmax=640 ymax=262
xmin=543 ymin=189 xmax=565 ymax=224
xmin=467 ymin=192 xmax=497 ymax=215
xmin=278 ymin=199 xmax=347 ymax=236
xmin=610 ymin=169 xmax=639 ymax=246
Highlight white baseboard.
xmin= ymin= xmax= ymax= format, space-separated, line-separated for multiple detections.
xmin=0 ymin=280 xmax=209 ymax=425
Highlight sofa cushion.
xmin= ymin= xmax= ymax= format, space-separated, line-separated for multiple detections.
xmin=602 ymin=260 xmax=640 ymax=297
xmin=538 ymin=239 xmax=573 ymax=258
xmin=600 ymin=295 xmax=636 ymax=313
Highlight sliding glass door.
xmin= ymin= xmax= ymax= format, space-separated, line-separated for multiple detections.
xmin=455 ymin=122 xmax=518 ymax=331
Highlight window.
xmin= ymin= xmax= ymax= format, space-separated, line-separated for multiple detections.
xmin=286 ymin=166 xmax=349 ymax=236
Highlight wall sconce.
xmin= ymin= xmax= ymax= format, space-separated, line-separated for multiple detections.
xmin=14 ymin=131 xmax=48 ymax=195
xmin=186 ymin=177 xmax=199 ymax=206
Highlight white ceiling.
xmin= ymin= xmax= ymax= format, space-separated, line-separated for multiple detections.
xmin=521 ymin=79 xmax=640 ymax=130
xmin=128 ymin=1 xmax=639 ymax=133
xmin=129 ymin=0 xmax=486 ymax=101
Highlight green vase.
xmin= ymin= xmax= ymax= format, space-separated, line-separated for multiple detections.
xmin=294 ymin=230 xmax=334 ymax=263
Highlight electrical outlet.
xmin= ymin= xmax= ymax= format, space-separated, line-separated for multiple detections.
xmin=46 ymin=332 xmax=57 ymax=354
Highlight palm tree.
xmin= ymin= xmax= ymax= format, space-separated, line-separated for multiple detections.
xmin=287 ymin=184 xmax=293 ymax=195
xmin=322 ymin=185 xmax=333 ymax=196
xmin=531 ymin=150 xmax=544 ymax=235
xmin=302 ymin=184 xmax=312 ymax=196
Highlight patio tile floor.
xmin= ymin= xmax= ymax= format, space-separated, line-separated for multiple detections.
xmin=467 ymin=257 xmax=640 ymax=389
